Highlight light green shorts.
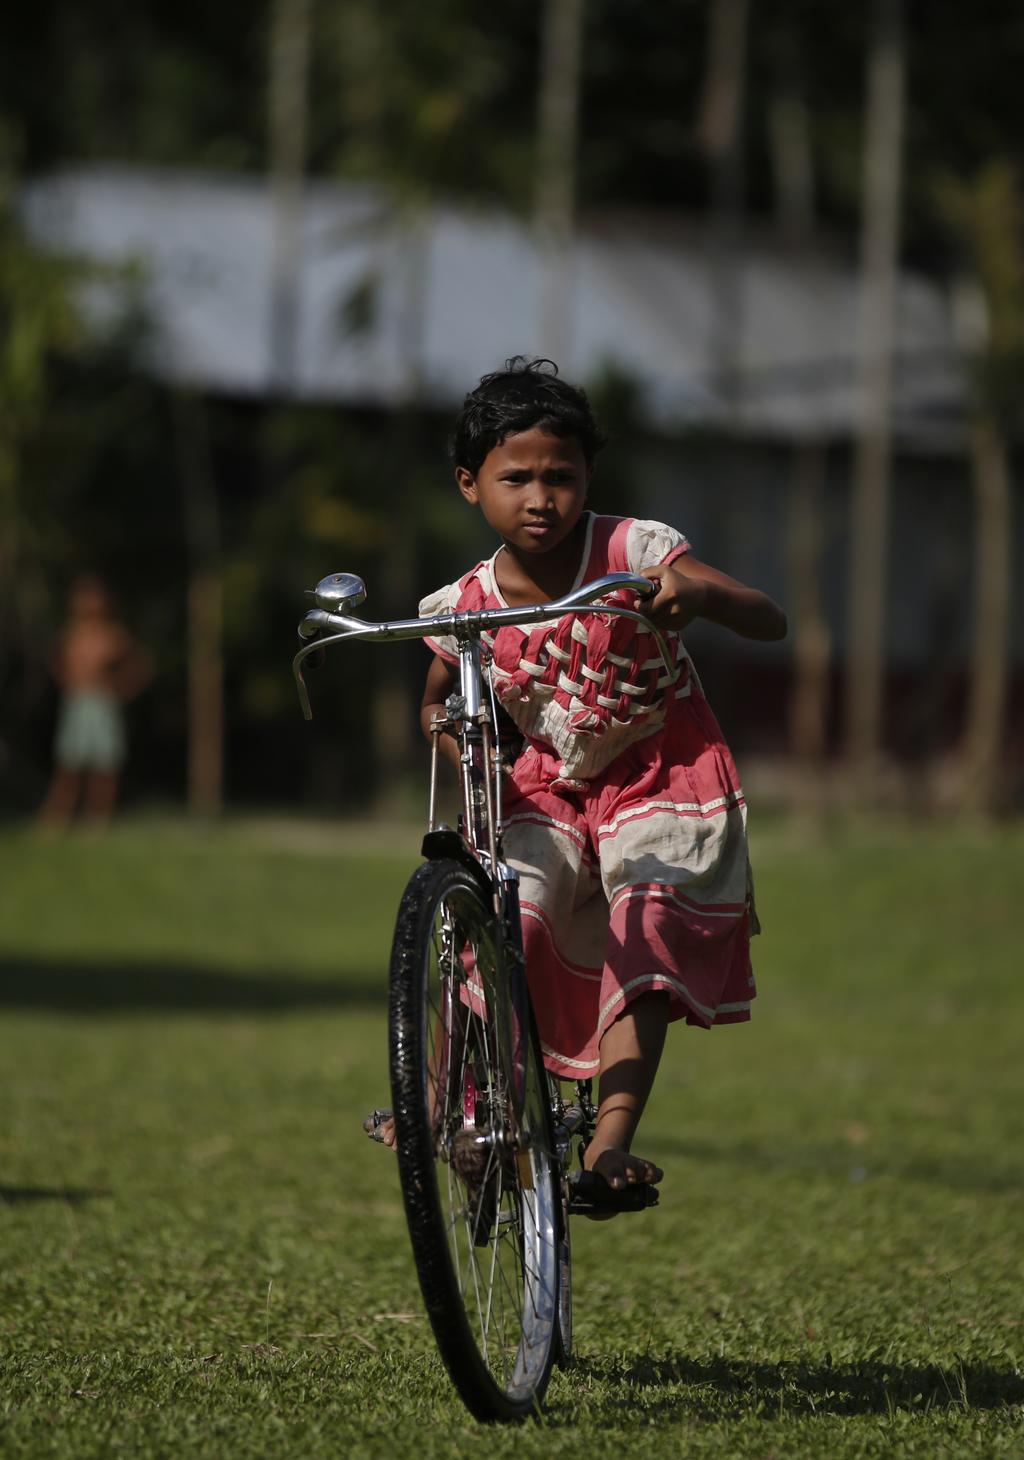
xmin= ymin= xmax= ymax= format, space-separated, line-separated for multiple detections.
xmin=54 ymin=691 xmax=126 ymax=772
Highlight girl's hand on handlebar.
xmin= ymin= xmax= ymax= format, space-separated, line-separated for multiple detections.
xmin=636 ymin=556 xmax=789 ymax=641
xmin=634 ymin=562 xmax=706 ymax=629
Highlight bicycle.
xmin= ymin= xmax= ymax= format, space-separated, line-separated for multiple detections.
xmin=292 ymin=568 xmax=670 ymax=1422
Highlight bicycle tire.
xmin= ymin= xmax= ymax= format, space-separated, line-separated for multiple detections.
xmin=548 ymin=1078 xmax=574 ymax=1369
xmin=389 ymin=857 xmax=560 ymax=1422
xmin=553 ymin=1189 xmax=573 ymax=1367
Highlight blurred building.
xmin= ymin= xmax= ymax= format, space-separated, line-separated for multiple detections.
xmin=19 ymin=165 xmax=1023 ymax=785
xmin=23 ymin=165 xmax=963 ymax=445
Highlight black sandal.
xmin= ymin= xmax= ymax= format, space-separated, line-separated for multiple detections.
xmin=567 ymin=1169 xmax=660 ymax=1214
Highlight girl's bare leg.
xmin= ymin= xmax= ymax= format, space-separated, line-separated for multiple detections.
xmin=37 ymin=767 xmax=81 ymax=828
xmin=583 ymin=990 xmax=668 ymax=1190
xmin=84 ymin=770 xmax=118 ymax=826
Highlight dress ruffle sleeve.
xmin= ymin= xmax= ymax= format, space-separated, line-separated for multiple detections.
xmin=625 ymin=518 xmax=691 ymax=573
xmin=419 ymin=582 xmax=461 ymax=663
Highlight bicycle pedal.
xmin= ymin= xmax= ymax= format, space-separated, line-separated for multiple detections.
xmin=566 ymin=1169 xmax=660 ymax=1214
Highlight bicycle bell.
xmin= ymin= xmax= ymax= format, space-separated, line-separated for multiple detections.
xmin=313 ymin=572 xmax=367 ymax=615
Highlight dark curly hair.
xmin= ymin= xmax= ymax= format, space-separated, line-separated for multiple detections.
xmin=449 ymin=357 xmax=606 ymax=476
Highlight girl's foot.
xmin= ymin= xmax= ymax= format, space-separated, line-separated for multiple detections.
xmin=584 ymin=1146 xmax=663 ymax=1190
xmin=577 ymin=1146 xmax=663 ymax=1220
xmin=583 ymin=989 xmax=670 ymax=1215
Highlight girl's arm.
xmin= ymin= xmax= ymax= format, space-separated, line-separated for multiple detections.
xmin=638 ymin=557 xmax=787 ymax=642
xmin=112 ymin=632 xmax=154 ymax=702
xmin=421 ymin=654 xmax=462 ymax=769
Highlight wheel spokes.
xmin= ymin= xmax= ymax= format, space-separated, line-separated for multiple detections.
xmin=423 ymin=893 xmax=536 ymax=1381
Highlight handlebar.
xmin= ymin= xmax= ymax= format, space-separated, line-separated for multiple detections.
xmin=293 ymin=571 xmax=670 ymax=721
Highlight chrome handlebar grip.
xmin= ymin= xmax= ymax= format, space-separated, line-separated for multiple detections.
xmin=297 ymin=609 xmax=329 ymax=640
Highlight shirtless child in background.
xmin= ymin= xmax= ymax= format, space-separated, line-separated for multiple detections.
xmin=38 ymin=575 xmax=151 ymax=829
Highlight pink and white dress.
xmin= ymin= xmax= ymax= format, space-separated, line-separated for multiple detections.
xmin=420 ymin=512 xmax=757 ymax=1080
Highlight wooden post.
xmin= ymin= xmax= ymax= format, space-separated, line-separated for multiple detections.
xmin=962 ymin=413 xmax=1013 ymax=813
xmin=787 ymin=444 xmax=832 ymax=760
xmin=175 ymin=393 xmax=223 ymax=817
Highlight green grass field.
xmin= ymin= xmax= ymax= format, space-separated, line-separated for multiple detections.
xmin=1 ymin=816 xmax=1021 ymax=1457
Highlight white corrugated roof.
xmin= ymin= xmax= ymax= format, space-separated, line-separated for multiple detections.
xmin=21 ymin=165 xmax=965 ymax=444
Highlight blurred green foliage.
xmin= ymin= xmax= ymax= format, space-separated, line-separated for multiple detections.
xmin=936 ymin=161 xmax=1024 ymax=427
xmin=3 ymin=1 xmax=1024 ymax=240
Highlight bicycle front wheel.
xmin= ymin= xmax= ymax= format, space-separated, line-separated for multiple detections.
xmin=389 ymin=857 xmax=560 ymax=1422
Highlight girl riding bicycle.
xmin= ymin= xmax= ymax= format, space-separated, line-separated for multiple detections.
xmin=368 ymin=356 xmax=786 ymax=1209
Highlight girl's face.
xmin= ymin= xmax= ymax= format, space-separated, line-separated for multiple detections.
xmin=456 ymin=427 xmax=590 ymax=557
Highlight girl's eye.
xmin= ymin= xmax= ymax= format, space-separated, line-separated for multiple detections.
xmin=498 ymin=470 xmax=576 ymax=485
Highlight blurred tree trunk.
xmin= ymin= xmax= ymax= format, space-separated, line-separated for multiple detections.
xmin=787 ymin=444 xmax=832 ymax=769
xmin=0 ymin=430 xmax=24 ymax=692
xmin=961 ymin=414 xmax=1013 ymax=812
xmin=0 ymin=188 xmax=82 ymax=709
xmin=175 ymin=393 xmax=223 ymax=817
xmin=268 ymin=0 xmax=310 ymax=392
xmin=535 ymin=0 xmax=584 ymax=366
xmin=769 ymin=28 xmax=831 ymax=798
xmin=371 ymin=211 xmax=426 ymax=811
xmin=843 ymin=0 xmax=905 ymax=787
xmin=937 ymin=164 xmax=1022 ymax=815
xmin=697 ymin=0 xmax=748 ymax=416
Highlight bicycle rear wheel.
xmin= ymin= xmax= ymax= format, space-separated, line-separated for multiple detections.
xmin=389 ymin=857 xmax=560 ymax=1422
